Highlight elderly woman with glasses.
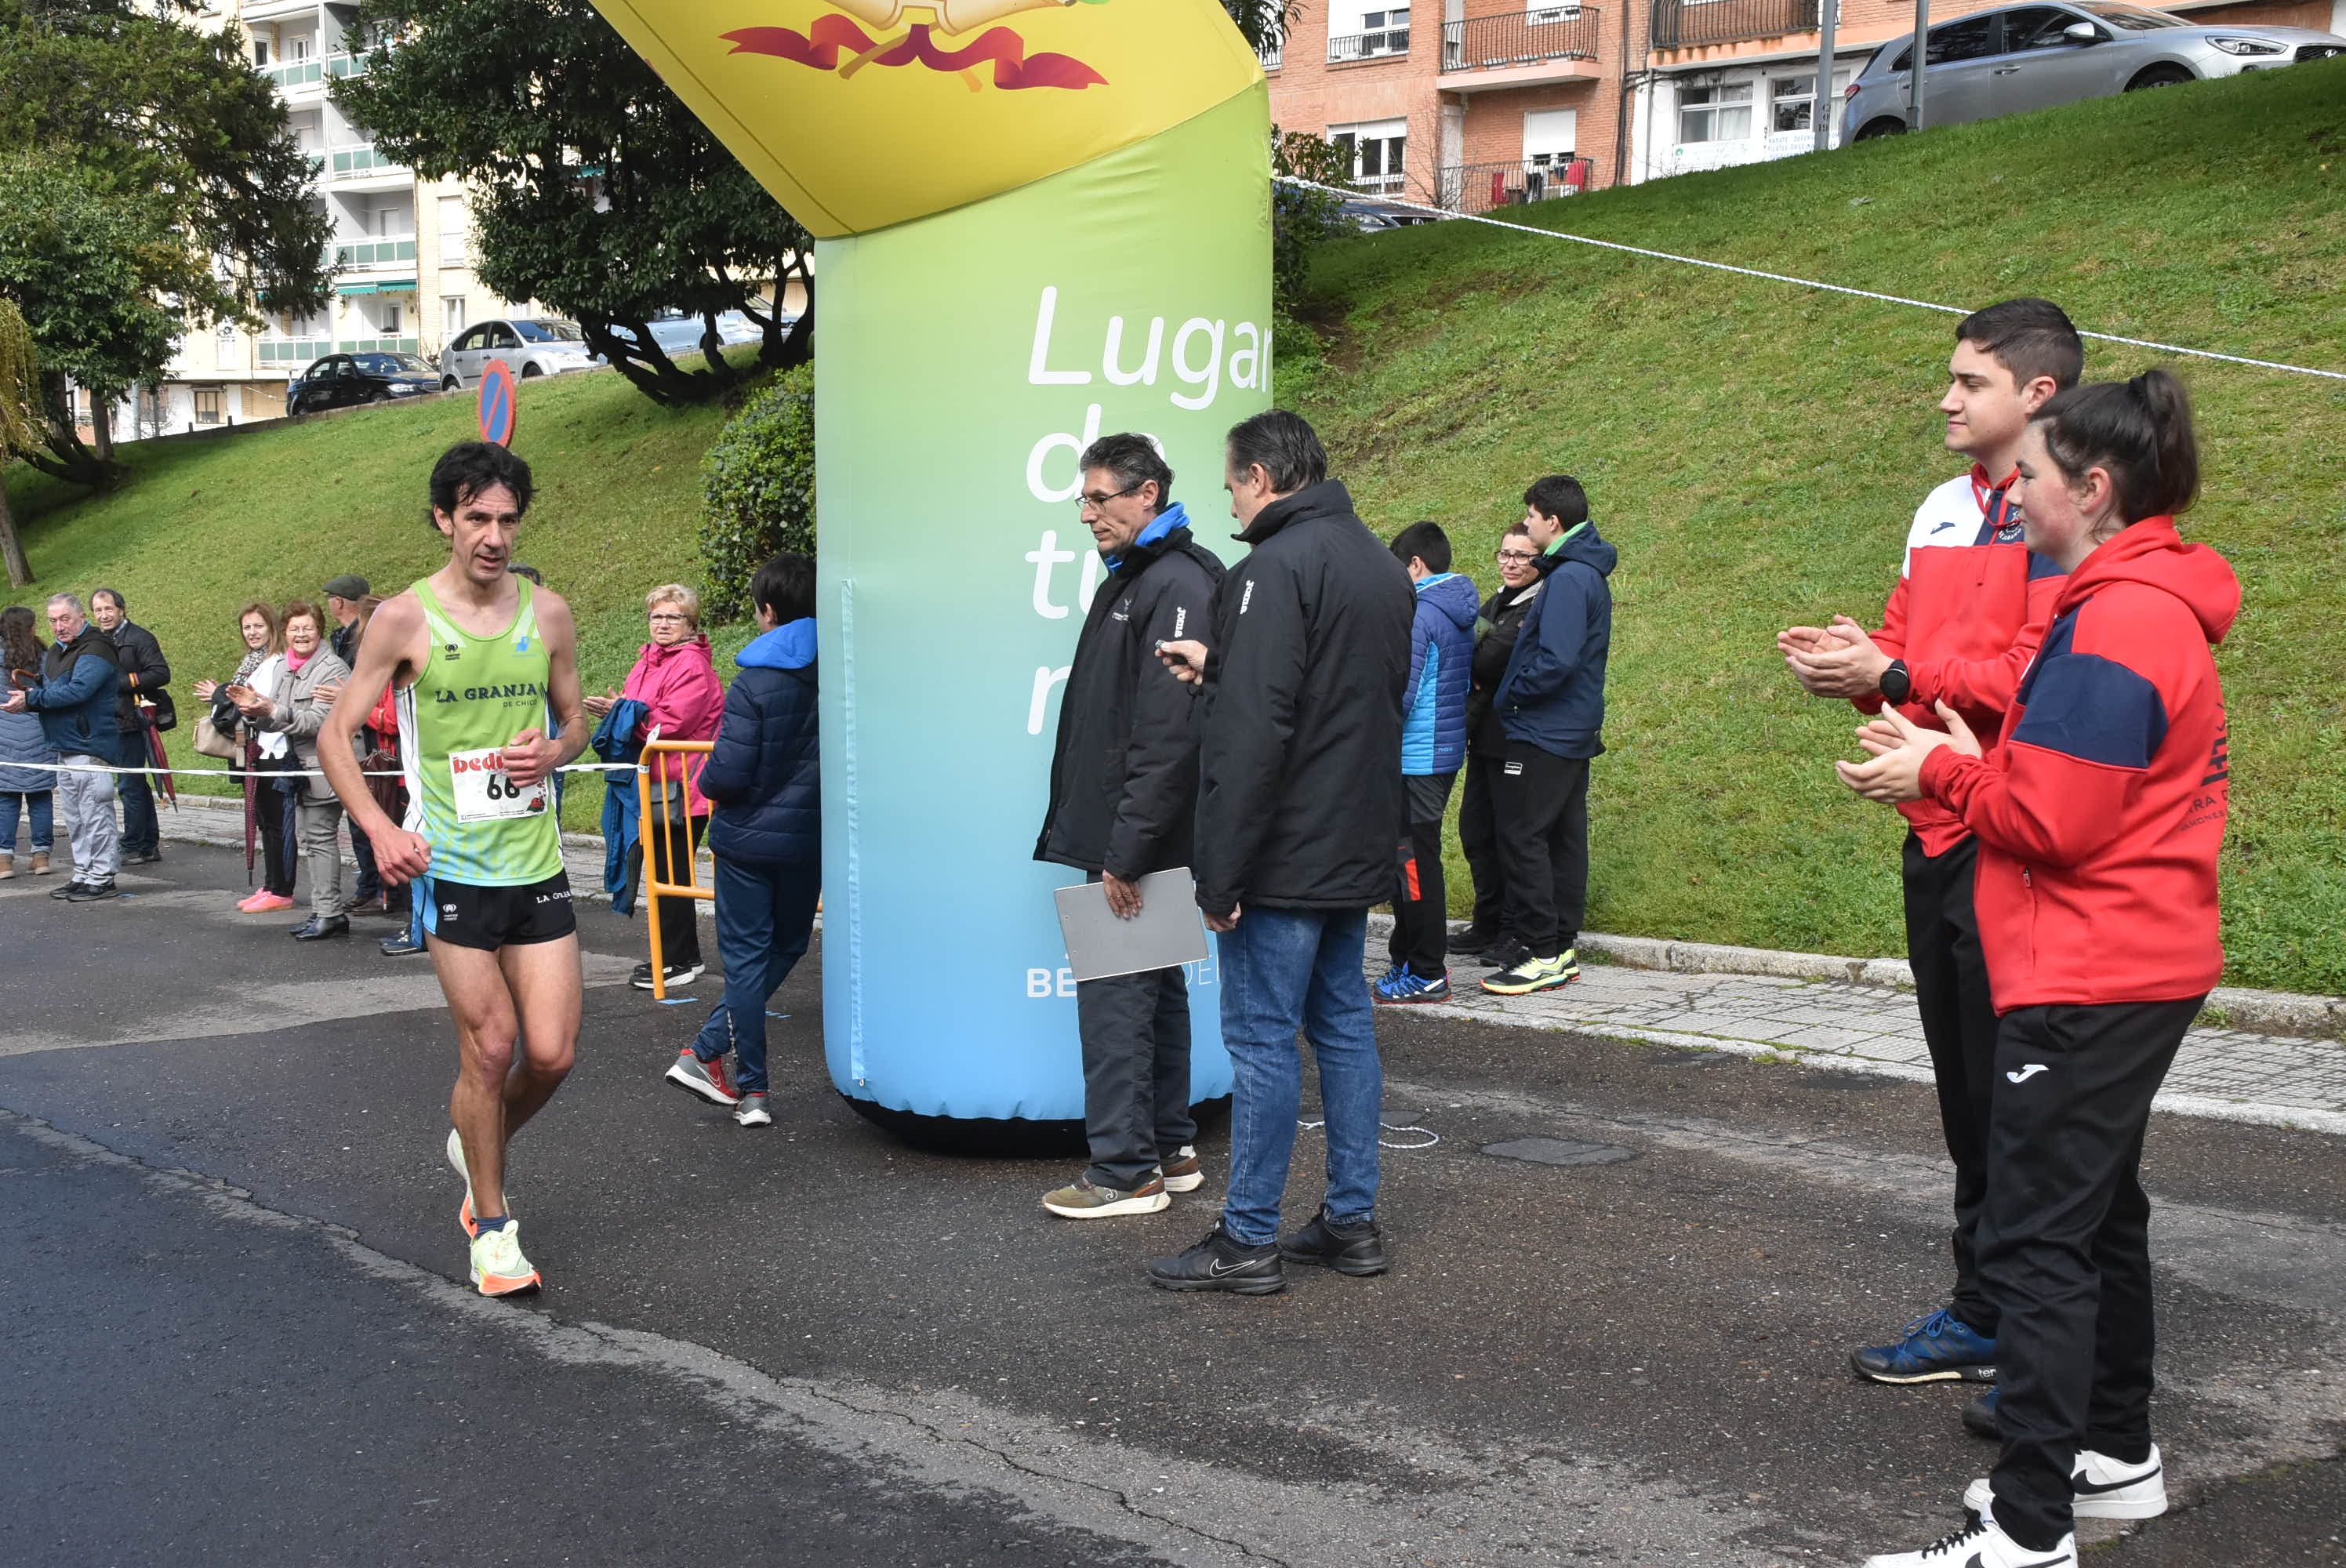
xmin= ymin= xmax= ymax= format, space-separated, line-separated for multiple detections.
xmin=586 ymin=584 xmax=726 ymax=991
xmin=1448 ymin=522 xmax=1547 ymax=964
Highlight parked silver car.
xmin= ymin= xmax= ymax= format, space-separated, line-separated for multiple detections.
xmin=1843 ymin=0 xmax=2345 ymax=142
xmin=438 ymin=318 xmax=602 ymax=391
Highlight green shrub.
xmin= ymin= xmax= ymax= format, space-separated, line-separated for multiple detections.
xmin=699 ymin=363 xmax=815 ymax=621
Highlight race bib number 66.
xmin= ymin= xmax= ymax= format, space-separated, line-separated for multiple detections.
xmin=449 ymin=746 xmax=547 ymax=823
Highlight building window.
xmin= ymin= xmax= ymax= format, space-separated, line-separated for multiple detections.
xmin=1329 ymin=5 xmax=1409 ymax=60
xmin=443 ymin=295 xmax=467 ymax=336
xmin=1678 ymin=80 xmax=1753 ymax=143
xmin=1331 ymin=118 xmax=1407 ymax=194
xmin=381 ymin=303 xmax=403 ymax=336
xmin=1770 ymin=74 xmax=1816 ymax=132
xmin=193 ymin=387 xmax=223 ymax=426
xmin=252 ymin=39 xmax=270 ymax=65
xmin=439 ymin=195 xmax=468 ymax=263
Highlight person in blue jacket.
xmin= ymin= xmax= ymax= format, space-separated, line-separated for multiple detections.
xmin=3 ymin=593 xmax=124 ymax=902
xmin=1482 ymin=475 xmax=1616 ymax=997
xmin=1376 ymin=521 xmax=1478 ymax=1004
xmin=660 ymin=553 xmax=820 ymax=1129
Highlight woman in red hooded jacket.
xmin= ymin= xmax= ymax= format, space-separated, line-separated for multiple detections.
xmin=1839 ymin=370 xmax=2238 ymax=1568
xmin=586 ymin=583 xmax=725 ymax=991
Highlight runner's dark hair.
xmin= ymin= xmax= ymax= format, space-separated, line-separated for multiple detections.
xmin=1225 ymin=409 xmax=1327 ymax=494
xmin=0 ymin=604 xmax=43 ymax=673
xmin=1390 ymin=521 xmax=1451 ymax=574
xmin=427 ymin=441 xmax=535 ymax=528
xmin=1523 ymin=474 xmax=1588 ymax=528
xmin=752 ymin=552 xmax=816 ymax=625
xmin=1957 ymin=298 xmax=2083 ymax=394
xmin=1080 ymin=433 xmax=1173 ymax=515
xmin=2032 ymin=370 xmax=2199 ymax=528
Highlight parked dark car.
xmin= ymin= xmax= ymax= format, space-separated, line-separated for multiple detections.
xmin=285 ymin=352 xmax=440 ymax=416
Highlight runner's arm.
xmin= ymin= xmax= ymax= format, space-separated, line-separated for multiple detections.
xmin=319 ymin=596 xmax=419 ymax=847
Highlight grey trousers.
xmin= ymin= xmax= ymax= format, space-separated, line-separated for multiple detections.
xmin=297 ymin=791 xmax=347 ymax=919
xmin=1077 ymin=964 xmax=1197 ymax=1191
xmin=56 ymin=755 xmax=120 ymax=883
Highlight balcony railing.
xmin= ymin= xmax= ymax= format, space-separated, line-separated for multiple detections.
xmin=1650 ymin=0 xmax=1818 ymax=49
xmin=1437 ymin=157 xmax=1593 ymax=214
xmin=260 ymin=51 xmax=365 ymax=89
xmin=1258 ymin=42 xmax=1283 ymax=70
xmin=256 ymin=336 xmax=332 ymax=366
xmin=334 ymin=234 xmax=418 ymax=267
xmin=1442 ymin=7 xmax=1601 ymax=71
xmin=336 ymin=336 xmax=420 ymax=355
xmin=1327 ymin=24 xmax=1411 ymax=62
xmin=327 ymin=143 xmax=409 ymax=180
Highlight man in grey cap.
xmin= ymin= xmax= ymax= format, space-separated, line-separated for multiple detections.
xmin=323 ymin=575 xmax=370 ymax=666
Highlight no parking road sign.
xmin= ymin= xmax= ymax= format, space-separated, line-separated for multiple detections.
xmin=477 ymin=358 xmax=518 ymax=448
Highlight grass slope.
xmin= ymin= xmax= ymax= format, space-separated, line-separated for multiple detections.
xmin=2 ymin=368 xmax=751 ymax=829
xmin=1285 ymin=60 xmax=2346 ymax=994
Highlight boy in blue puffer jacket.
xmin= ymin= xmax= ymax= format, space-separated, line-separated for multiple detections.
xmin=1377 ymin=521 xmax=1479 ymax=1004
xmin=662 ymin=553 xmax=821 ymax=1128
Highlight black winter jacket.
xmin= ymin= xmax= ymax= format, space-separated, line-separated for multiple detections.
xmin=699 ymin=619 xmax=820 ymax=869
xmin=1035 ymin=509 xmax=1224 ymax=879
xmin=1193 ymin=481 xmax=1414 ymax=917
xmin=1467 ymin=579 xmax=1541 ymax=757
xmin=104 ymin=619 xmax=170 ymax=734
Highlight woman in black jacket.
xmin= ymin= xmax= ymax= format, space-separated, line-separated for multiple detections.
xmin=1451 ymin=521 xmax=1543 ymax=961
xmin=659 ymin=554 xmax=821 ymax=1130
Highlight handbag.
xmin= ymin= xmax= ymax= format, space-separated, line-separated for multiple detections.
xmin=192 ymin=712 xmax=239 ymax=761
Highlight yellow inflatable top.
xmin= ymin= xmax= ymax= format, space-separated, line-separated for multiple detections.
xmin=588 ymin=0 xmax=1263 ymax=237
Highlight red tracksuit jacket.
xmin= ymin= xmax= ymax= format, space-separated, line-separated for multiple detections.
xmin=1918 ymin=519 xmax=2239 ymax=1012
xmin=1867 ymin=467 xmax=2068 ymax=855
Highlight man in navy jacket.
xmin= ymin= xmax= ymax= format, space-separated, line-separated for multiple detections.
xmin=660 ymin=553 xmax=820 ymax=1129
xmin=1482 ymin=476 xmax=1615 ymax=996
xmin=5 ymin=593 xmax=123 ymax=901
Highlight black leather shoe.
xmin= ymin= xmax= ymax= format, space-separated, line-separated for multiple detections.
xmin=290 ymin=915 xmax=350 ymax=941
xmin=1279 ymin=1208 xmax=1390 ymax=1276
xmin=1447 ymin=922 xmax=1502 ymax=956
xmin=1148 ymin=1221 xmax=1285 ymax=1295
xmin=122 ymin=848 xmax=163 ymax=866
xmin=65 ymin=879 xmax=118 ymax=902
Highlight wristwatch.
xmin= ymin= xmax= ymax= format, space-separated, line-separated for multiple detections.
xmin=1879 ymin=659 xmax=1912 ymax=706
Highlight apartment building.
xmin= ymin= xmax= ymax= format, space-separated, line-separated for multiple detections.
xmin=1265 ymin=0 xmax=2343 ymax=208
xmin=120 ymin=0 xmax=522 ymax=436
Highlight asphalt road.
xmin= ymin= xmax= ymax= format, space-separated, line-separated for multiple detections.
xmin=3 ymin=844 xmax=2341 ymax=1566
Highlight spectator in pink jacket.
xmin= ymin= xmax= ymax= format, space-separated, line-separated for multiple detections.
xmin=586 ymin=584 xmax=724 ymax=991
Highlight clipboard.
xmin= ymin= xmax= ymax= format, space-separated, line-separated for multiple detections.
xmin=1054 ymin=867 xmax=1211 ymax=983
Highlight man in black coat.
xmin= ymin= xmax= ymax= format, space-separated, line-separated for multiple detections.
xmin=1034 ymin=434 xmax=1224 ymax=1220
xmin=89 ymin=588 xmax=169 ymax=866
xmin=1149 ymin=410 xmax=1414 ymax=1295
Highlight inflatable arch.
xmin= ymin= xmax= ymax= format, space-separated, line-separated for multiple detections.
xmin=585 ymin=0 xmax=1273 ymax=1145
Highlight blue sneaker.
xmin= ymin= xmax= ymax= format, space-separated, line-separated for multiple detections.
xmin=1850 ymin=1307 xmax=1997 ymax=1385
xmin=1373 ymin=965 xmax=1452 ymax=1005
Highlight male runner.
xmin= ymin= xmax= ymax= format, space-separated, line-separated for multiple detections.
xmin=1778 ymin=299 xmax=2082 ymax=1411
xmin=319 ymin=441 xmax=587 ymax=1297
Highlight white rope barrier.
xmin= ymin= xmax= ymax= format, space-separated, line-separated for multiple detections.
xmin=1280 ymin=175 xmax=2346 ymax=383
xmin=2 ymin=759 xmax=644 ymax=780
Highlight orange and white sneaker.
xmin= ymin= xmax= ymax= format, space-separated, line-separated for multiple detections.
xmin=469 ymin=1222 xmax=541 ymax=1297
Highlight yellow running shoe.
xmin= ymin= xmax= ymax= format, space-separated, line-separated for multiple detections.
xmin=469 ymin=1222 xmax=542 ymax=1297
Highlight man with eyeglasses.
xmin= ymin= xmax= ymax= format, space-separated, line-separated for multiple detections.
xmin=1451 ymin=521 xmax=1545 ymax=965
xmin=4 ymin=593 xmax=124 ymax=901
xmin=1033 ymin=433 xmax=1223 ymax=1220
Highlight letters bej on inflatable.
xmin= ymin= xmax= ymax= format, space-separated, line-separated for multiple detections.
xmin=585 ymin=0 xmax=1274 ymax=1146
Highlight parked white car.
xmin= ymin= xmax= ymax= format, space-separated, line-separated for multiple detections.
xmin=1843 ymin=0 xmax=2346 ymax=141
xmin=438 ymin=318 xmax=602 ymax=391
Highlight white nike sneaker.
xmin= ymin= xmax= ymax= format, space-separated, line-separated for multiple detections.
xmin=1861 ymin=1512 xmax=2076 ymax=1568
xmin=1963 ymin=1446 xmax=2166 ymax=1521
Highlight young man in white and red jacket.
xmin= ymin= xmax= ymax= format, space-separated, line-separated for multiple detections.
xmin=1780 ymin=299 xmax=2083 ymax=1392
xmin=1842 ymin=371 xmax=2235 ymax=1568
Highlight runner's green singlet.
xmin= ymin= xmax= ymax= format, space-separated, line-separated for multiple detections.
xmin=395 ymin=576 xmax=564 ymax=887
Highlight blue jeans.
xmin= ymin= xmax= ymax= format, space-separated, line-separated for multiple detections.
xmin=114 ymin=730 xmax=158 ymax=855
xmin=1218 ymin=906 xmax=1383 ymax=1246
xmin=690 ymin=855 xmax=821 ymax=1094
xmin=0 ymin=790 xmax=53 ymax=855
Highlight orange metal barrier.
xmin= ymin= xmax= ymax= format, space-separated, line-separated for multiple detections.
xmin=636 ymin=739 xmax=714 ymax=1000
